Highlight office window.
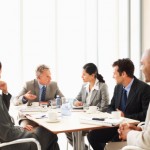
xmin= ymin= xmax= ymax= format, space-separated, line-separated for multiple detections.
xmin=0 ymin=0 xmax=141 ymax=99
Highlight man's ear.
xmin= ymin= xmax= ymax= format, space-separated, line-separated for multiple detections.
xmin=122 ymin=71 xmax=127 ymax=77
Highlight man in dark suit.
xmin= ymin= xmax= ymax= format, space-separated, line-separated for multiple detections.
xmin=87 ymin=58 xmax=150 ymax=150
xmin=0 ymin=61 xmax=60 ymax=150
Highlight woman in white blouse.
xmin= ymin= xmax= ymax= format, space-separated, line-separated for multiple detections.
xmin=74 ymin=62 xmax=109 ymax=112
xmin=67 ymin=63 xmax=109 ymax=150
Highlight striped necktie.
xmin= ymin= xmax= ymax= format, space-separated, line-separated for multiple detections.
xmin=41 ymin=86 xmax=46 ymax=101
xmin=120 ymin=88 xmax=127 ymax=112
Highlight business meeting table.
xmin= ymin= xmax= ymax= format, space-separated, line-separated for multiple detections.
xmin=13 ymin=104 xmax=140 ymax=150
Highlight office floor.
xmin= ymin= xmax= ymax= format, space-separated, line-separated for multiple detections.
xmin=58 ymin=133 xmax=72 ymax=150
xmin=58 ymin=133 xmax=92 ymax=150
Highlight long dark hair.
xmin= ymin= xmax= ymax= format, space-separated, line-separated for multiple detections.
xmin=83 ymin=63 xmax=105 ymax=83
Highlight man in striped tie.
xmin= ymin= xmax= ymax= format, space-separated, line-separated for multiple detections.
xmin=15 ymin=64 xmax=64 ymax=128
xmin=88 ymin=58 xmax=150 ymax=150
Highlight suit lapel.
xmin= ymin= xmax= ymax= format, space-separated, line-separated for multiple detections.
xmin=117 ymin=86 xmax=123 ymax=108
xmin=90 ymin=90 xmax=98 ymax=105
xmin=82 ymin=87 xmax=87 ymax=103
xmin=125 ymin=78 xmax=138 ymax=109
xmin=34 ymin=79 xmax=40 ymax=101
xmin=46 ymin=85 xmax=51 ymax=99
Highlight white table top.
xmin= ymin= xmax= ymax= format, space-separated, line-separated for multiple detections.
xmin=23 ymin=109 xmax=140 ymax=134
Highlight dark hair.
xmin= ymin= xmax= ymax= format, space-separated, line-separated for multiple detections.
xmin=83 ymin=63 xmax=105 ymax=83
xmin=112 ymin=58 xmax=134 ymax=78
xmin=0 ymin=62 xmax=1 ymax=70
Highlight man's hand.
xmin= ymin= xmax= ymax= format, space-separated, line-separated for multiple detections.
xmin=118 ymin=123 xmax=141 ymax=140
xmin=23 ymin=125 xmax=33 ymax=131
xmin=0 ymin=80 xmax=8 ymax=94
xmin=24 ymin=91 xmax=37 ymax=101
xmin=118 ymin=123 xmax=131 ymax=140
xmin=116 ymin=108 xmax=125 ymax=117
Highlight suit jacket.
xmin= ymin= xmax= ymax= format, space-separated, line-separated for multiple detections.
xmin=107 ymin=77 xmax=150 ymax=121
xmin=0 ymin=94 xmax=38 ymax=150
xmin=75 ymin=82 xmax=109 ymax=112
xmin=127 ymin=103 xmax=150 ymax=149
xmin=0 ymin=93 xmax=59 ymax=150
xmin=14 ymin=79 xmax=64 ymax=106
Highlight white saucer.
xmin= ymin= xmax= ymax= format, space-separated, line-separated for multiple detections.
xmin=46 ymin=119 xmax=60 ymax=123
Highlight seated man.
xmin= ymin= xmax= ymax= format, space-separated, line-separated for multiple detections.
xmin=118 ymin=49 xmax=150 ymax=150
xmin=13 ymin=64 xmax=64 ymax=127
xmin=0 ymin=61 xmax=59 ymax=150
xmin=87 ymin=58 xmax=150 ymax=150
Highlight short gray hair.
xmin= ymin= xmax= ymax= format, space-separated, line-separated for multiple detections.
xmin=36 ymin=64 xmax=50 ymax=77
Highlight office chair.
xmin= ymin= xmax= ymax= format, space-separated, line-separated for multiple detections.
xmin=0 ymin=138 xmax=41 ymax=150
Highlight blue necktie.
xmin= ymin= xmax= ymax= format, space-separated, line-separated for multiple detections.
xmin=41 ymin=86 xmax=46 ymax=101
xmin=120 ymin=89 xmax=127 ymax=112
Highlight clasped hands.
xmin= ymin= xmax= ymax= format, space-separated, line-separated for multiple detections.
xmin=118 ymin=123 xmax=142 ymax=140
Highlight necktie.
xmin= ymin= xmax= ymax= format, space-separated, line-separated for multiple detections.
xmin=120 ymin=89 xmax=127 ymax=112
xmin=41 ymin=86 xmax=46 ymax=101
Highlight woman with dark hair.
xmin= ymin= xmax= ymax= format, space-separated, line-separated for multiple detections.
xmin=74 ymin=62 xmax=109 ymax=111
xmin=66 ymin=63 xmax=109 ymax=149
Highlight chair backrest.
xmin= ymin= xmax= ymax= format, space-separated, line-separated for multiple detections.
xmin=0 ymin=138 xmax=41 ymax=150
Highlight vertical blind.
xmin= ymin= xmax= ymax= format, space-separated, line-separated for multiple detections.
xmin=0 ymin=0 xmax=141 ymax=99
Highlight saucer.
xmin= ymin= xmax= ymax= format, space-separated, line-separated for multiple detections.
xmin=46 ymin=119 xmax=60 ymax=123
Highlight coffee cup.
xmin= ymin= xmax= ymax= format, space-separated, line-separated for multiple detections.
xmin=86 ymin=106 xmax=99 ymax=114
xmin=31 ymin=102 xmax=39 ymax=107
xmin=47 ymin=110 xmax=58 ymax=121
xmin=111 ymin=111 xmax=121 ymax=119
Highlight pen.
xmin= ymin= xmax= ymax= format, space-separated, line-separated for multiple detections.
xmin=92 ymin=118 xmax=105 ymax=121
xmin=41 ymin=115 xmax=46 ymax=118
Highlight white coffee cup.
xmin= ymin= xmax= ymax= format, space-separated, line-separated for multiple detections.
xmin=47 ymin=110 xmax=58 ymax=121
xmin=111 ymin=111 xmax=121 ymax=119
xmin=87 ymin=106 xmax=99 ymax=114
xmin=31 ymin=102 xmax=39 ymax=107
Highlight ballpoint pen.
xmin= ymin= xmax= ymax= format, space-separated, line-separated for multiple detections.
xmin=92 ymin=118 xmax=105 ymax=121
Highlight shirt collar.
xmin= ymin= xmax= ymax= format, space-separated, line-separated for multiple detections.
xmin=38 ymin=82 xmax=46 ymax=89
xmin=84 ymin=78 xmax=99 ymax=93
xmin=124 ymin=78 xmax=134 ymax=95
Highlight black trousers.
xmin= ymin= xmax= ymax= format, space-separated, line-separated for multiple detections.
xmin=87 ymin=127 xmax=120 ymax=150
xmin=34 ymin=126 xmax=59 ymax=150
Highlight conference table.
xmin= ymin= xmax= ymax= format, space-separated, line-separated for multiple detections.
xmin=15 ymin=105 xmax=140 ymax=150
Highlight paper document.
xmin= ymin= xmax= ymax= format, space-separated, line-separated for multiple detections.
xmin=19 ymin=107 xmax=48 ymax=112
xmin=80 ymin=116 xmax=124 ymax=126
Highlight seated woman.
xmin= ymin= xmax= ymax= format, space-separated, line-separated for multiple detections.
xmin=66 ymin=63 xmax=109 ymax=149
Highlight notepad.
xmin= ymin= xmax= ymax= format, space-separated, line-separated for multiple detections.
xmin=79 ymin=116 xmax=124 ymax=126
xmin=20 ymin=107 xmax=48 ymax=112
